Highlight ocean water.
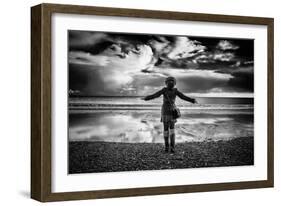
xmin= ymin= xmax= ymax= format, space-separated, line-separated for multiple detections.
xmin=68 ymin=97 xmax=254 ymax=143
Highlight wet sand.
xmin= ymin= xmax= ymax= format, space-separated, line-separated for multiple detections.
xmin=69 ymin=137 xmax=253 ymax=174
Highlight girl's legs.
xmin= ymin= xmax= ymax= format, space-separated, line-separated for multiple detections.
xmin=163 ymin=122 xmax=169 ymax=152
xmin=169 ymin=122 xmax=175 ymax=153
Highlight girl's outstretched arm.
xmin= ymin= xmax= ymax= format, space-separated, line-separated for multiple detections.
xmin=176 ymin=89 xmax=196 ymax=103
xmin=142 ymin=88 xmax=165 ymax=101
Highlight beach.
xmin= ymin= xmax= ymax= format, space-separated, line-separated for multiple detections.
xmin=69 ymin=136 xmax=253 ymax=174
xmin=68 ymin=96 xmax=254 ymax=173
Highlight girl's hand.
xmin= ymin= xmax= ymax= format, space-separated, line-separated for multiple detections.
xmin=193 ymin=98 xmax=198 ymax=104
xmin=140 ymin=97 xmax=146 ymax=101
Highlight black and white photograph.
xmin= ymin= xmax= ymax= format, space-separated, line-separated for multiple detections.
xmin=68 ymin=30 xmax=254 ymax=174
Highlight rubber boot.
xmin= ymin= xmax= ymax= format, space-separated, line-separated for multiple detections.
xmin=170 ymin=129 xmax=175 ymax=153
xmin=164 ymin=130 xmax=169 ymax=152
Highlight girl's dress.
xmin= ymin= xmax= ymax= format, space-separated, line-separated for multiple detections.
xmin=161 ymin=87 xmax=178 ymax=124
xmin=144 ymin=87 xmax=195 ymax=125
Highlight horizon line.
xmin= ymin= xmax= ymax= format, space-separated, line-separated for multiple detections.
xmin=69 ymin=93 xmax=254 ymax=98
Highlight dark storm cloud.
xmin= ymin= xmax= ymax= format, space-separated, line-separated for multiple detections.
xmin=68 ymin=30 xmax=254 ymax=96
xmin=69 ymin=30 xmax=206 ymax=65
xmin=177 ymin=76 xmax=228 ymax=93
xmin=69 ymin=31 xmax=114 ymax=55
xmin=69 ymin=63 xmax=107 ymax=96
xmin=189 ymin=37 xmax=253 ymax=58
xmin=69 ymin=30 xmax=153 ymax=58
xmin=227 ymin=67 xmax=254 ymax=92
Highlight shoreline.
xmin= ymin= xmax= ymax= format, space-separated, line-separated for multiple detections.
xmin=69 ymin=136 xmax=254 ymax=174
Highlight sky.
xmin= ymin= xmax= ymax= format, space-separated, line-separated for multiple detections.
xmin=68 ymin=30 xmax=254 ymax=97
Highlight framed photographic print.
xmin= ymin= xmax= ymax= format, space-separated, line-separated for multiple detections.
xmin=31 ymin=3 xmax=274 ymax=202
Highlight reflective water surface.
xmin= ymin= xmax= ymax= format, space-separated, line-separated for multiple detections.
xmin=69 ymin=109 xmax=253 ymax=143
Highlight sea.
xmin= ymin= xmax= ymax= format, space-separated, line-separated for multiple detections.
xmin=68 ymin=96 xmax=254 ymax=143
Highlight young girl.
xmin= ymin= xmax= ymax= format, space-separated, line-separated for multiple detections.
xmin=141 ymin=76 xmax=197 ymax=153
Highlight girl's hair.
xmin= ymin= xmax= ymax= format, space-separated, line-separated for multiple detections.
xmin=165 ymin=76 xmax=176 ymax=85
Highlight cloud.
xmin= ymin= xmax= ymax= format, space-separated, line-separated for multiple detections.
xmin=129 ymin=67 xmax=234 ymax=94
xmin=151 ymin=68 xmax=233 ymax=80
xmin=69 ymin=44 xmax=155 ymax=96
xmin=191 ymin=40 xmax=241 ymax=65
xmin=148 ymin=37 xmax=170 ymax=54
xmin=69 ymin=51 xmax=110 ymax=66
xmin=69 ymin=31 xmax=207 ymax=71
xmin=193 ymin=51 xmax=236 ymax=66
xmin=69 ymin=31 xmax=108 ymax=47
xmin=213 ymin=51 xmax=235 ymax=62
xmin=194 ymin=54 xmax=216 ymax=64
xmin=108 ymin=45 xmax=154 ymax=72
xmin=68 ymin=31 xmax=254 ymax=96
xmin=216 ymin=40 xmax=239 ymax=50
xmin=69 ymin=31 xmax=115 ymax=56
xmin=167 ymin=37 xmax=206 ymax=59
xmin=176 ymin=73 xmax=232 ymax=93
